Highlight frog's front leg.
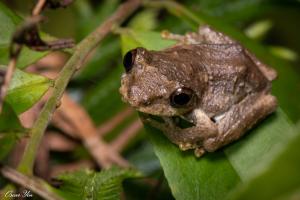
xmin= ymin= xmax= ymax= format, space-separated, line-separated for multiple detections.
xmin=203 ymin=93 xmax=277 ymax=152
xmin=141 ymin=110 xmax=218 ymax=156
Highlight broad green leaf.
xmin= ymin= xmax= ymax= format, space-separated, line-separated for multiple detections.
xmin=146 ymin=125 xmax=240 ymax=200
xmin=0 ymin=2 xmax=48 ymax=68
xmin=54 ymin=167 xmax=141 ymax=200
xmin=120 ymin=29 xmax=299 ymax=199
xmin=0 ymin=102 xmax=25 ymax=160
xmin=2 ymin=66 xmax=53 ymax=114
xmin=229 ymin=131 xmax=300 ymax=200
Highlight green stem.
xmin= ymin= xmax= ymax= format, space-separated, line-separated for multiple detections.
xmin=17 ymin=0 xmax=141 ymax=175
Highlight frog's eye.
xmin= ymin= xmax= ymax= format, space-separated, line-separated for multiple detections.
xmin=123 ymin=49 xmax=137 ymax=73
xmin=170 ymin=87 xmax=194 ymax=108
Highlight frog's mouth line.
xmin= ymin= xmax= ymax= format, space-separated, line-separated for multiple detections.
xmin=140 ymin=113 xmax=195 ymax=129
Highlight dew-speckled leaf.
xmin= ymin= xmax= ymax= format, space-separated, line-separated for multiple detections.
xmin=0 ymin=2 xmax=48 ymax=68
xmin=2 ymin=66 xmax=52 ymax=114
xmin=120 ymin=29 xmax=299 ymax=200
xmin=54 ymin=167 xmax=141 ymax=200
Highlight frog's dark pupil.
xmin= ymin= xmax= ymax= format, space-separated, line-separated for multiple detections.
xmin=123 ymin=50 xmax=136 ymax=72
xmin=173 ymin=93 xmax=191 ymax=106
xmin=170 ymin=87 xmax=194 ymax=108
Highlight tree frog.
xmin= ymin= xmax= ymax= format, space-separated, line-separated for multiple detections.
xmin=119 ymin=26 xmax=277 ymax=157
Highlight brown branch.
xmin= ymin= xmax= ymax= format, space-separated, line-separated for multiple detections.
xmin=55 ymin=94 xmax=129 ymax=168
xmin=98 ymin=107 xmax=134 ymax=136
xmin=32 ymin=0 xmax=47 ymax=16
xmin=45 ymin=131 xmax=77 ymax=151
xmin=111 ymin=119 xmax=143 ymax=152
xmin=0 ymin=165 xmax=63 ymax=200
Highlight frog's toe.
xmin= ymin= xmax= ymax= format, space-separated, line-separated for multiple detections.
xmin=194 ymin=147 xmax=206 ymax=157
xmin=179 ymin=142 xmax=193 ymax=151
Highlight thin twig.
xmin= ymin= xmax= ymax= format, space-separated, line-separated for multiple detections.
xmin=0 ymin=165 xmax=63 ymax=200
xmin=17 ymin=0 xmax=141 ymax=175
xmin=32 ymin=0 xmax=47 ymax=16
xmin=55 ymin=94 xmax=129 ymax=168
xmin=98 ymin=107 xmax=134 ymax=136
xmin=111 ymin=119 xmax=143 ymax=152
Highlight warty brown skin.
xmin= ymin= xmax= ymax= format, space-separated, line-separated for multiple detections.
xmin=119 ymin=25 xmax=278 ymax=157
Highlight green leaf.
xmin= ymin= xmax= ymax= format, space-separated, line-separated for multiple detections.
xmin=244 ymin=20 xmax=272 ymax=41
xmin=120 ymin=29 xmax=299 ymax=199
xmin=54 ymin=167 xmax=141 ymax=200
xmin=120 ymin=29 xmax=176 ymax=55
xmin=0 ymin=102 xmax=25 ymax=160
xmin=146 ymin=125 xmax=240 ymax=200
xmin=128 ymin=9 xmax=158 ymax=31
xmin=229 ymin=130 xmax=300 ymax=200
xmin=1 ymin=66 xmax=53 ymax=114
xmin=0 ymin=2 xmax=48 ymax=68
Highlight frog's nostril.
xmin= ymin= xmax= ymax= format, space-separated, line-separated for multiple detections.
xmin=123 ymin=49 xmax=137 ymax=73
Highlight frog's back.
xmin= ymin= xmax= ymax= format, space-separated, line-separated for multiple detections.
xmin=191 ymin=43 xmax=271 ymax=117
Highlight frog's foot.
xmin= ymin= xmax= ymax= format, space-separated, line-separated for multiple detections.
xmin=161 ymin=30 xmax=184 ymax=41
xmin=179 ymin=142 xmax=194 ymax=151
xmin=161 ymin=30 xmax=200 ymax=45
xmin=194 ymin=147 xmax=206 ymax=157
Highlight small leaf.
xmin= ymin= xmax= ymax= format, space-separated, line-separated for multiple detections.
xmin=244 ymin=20 xmax=272 ymax=41
xmin=269 ymin=46 xmax=298 ymax=61
xmin=128 ymin=9 xmax=159 ymax=31
xmin=54 ymin=167 xmax=141 ymax=200
xmin=120 ymin=29 xmax=176 ymax=55
xmin=1 ymin=66 xmax=53 ymax=114
xmin=0 ymin=2 xmax=48 ymax=68
xmin=0 ymin=102 xmax=25 ymax=160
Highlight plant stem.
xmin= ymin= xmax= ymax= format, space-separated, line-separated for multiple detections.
xmin=1 ymin=165 xmax=63 ymax=200
xmin=17 ymin=0 xmax=141 ymax=175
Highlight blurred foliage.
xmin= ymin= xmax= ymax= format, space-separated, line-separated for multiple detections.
xmin=0 ymin=102 xmax=24 ymax=160
xmin=53 ymin=167 xmax=141 ymax=200
xmin=0 ymin=0 xmax=300 ymax=199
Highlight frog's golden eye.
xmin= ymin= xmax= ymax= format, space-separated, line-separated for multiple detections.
xmin=170 ymin=87 xmax=194 ymax=108
xmin=123 ymin=49 xmax=137 ymax=73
